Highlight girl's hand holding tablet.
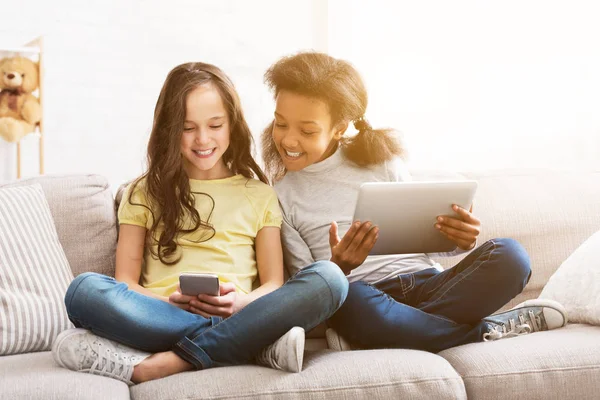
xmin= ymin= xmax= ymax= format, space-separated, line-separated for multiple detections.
xmin=435 ymin=204 xmax=481 ymax=251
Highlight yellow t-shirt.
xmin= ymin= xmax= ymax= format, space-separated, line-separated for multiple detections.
xmin=117 ymin=175 xmax=283 ymax=297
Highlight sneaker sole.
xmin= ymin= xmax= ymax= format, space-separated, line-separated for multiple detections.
xmin=325 ymin=328 xmax=351 ymax=351
xmin=325 ymin=328 xmax=340 ymax=351
xmin=289 ymin=327 xmax=305 ymax=373
xmin=51 ymin=328 xmax=89 ymax=369
xmin=515 ymin=299 xmax=568 ymax=327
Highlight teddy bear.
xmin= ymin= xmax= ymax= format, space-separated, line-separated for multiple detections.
xmin=0 ymin=56 xmax=42 ymax=142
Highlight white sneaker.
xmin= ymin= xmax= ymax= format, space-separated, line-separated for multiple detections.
xmin=52 ymin=328 xmax=150 ymax=385
xmin=483 ymin=299 xmax=568 ymax=342
xmin=255 ymin=327 xmax=305 ymax=373
xmin=325 ymin=328 xmax=355 ymax=351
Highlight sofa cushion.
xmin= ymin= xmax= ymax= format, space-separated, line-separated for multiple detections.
xmin=540 ymin=229 xmax=600 ymax=325
xmin=433 ymin=170 xmax=600 ymax=311
xmin=1 ymin=174 xmax=117 ymax=278
xmin=0 ymin=351 xmax=130 ymax=400
xmin=131 ymin=349 xmax=466 ymax=400
xmin=0 ymin=184 xmax=74 ymax=355
xmin=439 ymin=324 xmax=600 ymax=400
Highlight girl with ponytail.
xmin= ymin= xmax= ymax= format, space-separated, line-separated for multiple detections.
xmin=262 ymin=52 xmax=565 ymax=353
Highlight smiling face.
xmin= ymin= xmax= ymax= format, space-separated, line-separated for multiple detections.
xmin=180 ymin=83 xmax=231 ymax=180
xmin=272 ymin=90 xmax=346 ymax=172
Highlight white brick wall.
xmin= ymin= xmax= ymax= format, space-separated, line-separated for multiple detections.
xmin=0 ymin=0 xmax=327 ymax=189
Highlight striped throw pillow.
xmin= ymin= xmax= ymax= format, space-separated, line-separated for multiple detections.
xmin=0 ymin=184 xmax=74 ymax=355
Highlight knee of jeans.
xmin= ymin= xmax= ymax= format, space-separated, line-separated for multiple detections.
xmin=64 ymin=272 xmax=108 ymax=315
xmin=329 ymin=281 xmax=379 ymax=340
xmin=308 ymin=260 xmax=349 ymax=309
xmin=334 ymin=281 xmax=372 ymax=317
xmin=493 ymin=238 xmax=532 ymax=285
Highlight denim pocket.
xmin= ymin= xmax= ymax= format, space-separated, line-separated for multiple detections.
xmin=398 ymin=273 xmax=415 ymax=297
xmin=374 ymin=273 xmax=415 ymax=301
xmin=376 ymin=268 xmax=441 ymax=304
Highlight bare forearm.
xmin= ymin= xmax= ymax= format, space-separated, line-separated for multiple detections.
xmin=121 ymin=281 xmax=169 ymax=303
xmin=238 ymin=282 xmax=281 ymax=310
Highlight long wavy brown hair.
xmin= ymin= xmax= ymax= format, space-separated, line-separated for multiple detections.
xmin=261 ymin=52 xmax=404 ymax=181
xmin=128 ymin=62 xmax=267 ymax=265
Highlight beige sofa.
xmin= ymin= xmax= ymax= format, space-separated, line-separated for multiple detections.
xmin=1 ymin=170 xmax=600 ymax=400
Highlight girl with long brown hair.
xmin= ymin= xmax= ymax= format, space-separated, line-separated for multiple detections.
xmin=262 ymin=52 xmax=566 ymax=353
xmin=52 ymin=62 xmax=348 ymax=384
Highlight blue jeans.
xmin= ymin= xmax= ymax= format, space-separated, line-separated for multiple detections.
xmin=65 ymin=261 xmax=348 ymax=369
xmin=328 ymin=238 xmax=531 ymax=353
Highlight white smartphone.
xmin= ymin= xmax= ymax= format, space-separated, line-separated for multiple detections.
xmin=179 ymin=273 xmax=220 ymax=296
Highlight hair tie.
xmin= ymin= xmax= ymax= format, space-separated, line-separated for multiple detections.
xmin=353 ymin=117 xmax=372 ymax=133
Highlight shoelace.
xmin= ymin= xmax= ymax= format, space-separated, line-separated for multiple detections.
xmin=88 ymin=341 xmax=135 ymax=383
xmin=483 ymin=310 xmax=541 ymax=341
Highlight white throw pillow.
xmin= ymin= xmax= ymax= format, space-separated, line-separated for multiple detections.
xmin=539 ymin=229 xmax=600 ymax=325
xmin=0 ymin=184 xmax=74 ymax=355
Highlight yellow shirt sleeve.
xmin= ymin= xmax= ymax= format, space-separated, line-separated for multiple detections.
xmin=117 ymin=179 xmax=151 ymax=228
xmin=259 ymin=188 xmax=283 ymax=230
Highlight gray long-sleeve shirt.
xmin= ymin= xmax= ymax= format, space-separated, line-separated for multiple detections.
xmin=274 ymin=148 xmax=464 ymax=284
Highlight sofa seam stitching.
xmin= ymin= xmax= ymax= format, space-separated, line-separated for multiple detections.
xmin=460 ymin=363 xmax=600 ymax=379
xmin=152 ymin=376 xmax=466 ymax=400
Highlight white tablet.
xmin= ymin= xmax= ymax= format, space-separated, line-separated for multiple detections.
xmin=353 ymin=180 xmax=478 ymax=255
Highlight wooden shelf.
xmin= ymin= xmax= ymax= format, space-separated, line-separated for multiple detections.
xmin=0 ymin=46 xmax=41 ymax=55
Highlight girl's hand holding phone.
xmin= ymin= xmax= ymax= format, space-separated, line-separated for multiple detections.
xmin=329 ymin=220 xmax=379 ymax=274
xmin=167 ymin=286 xmax=195 ymax=312
xmin=435 ymin=204 xmax=481 ymax=250
xmin=189 ymin=282 xmax=241 ymax=318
